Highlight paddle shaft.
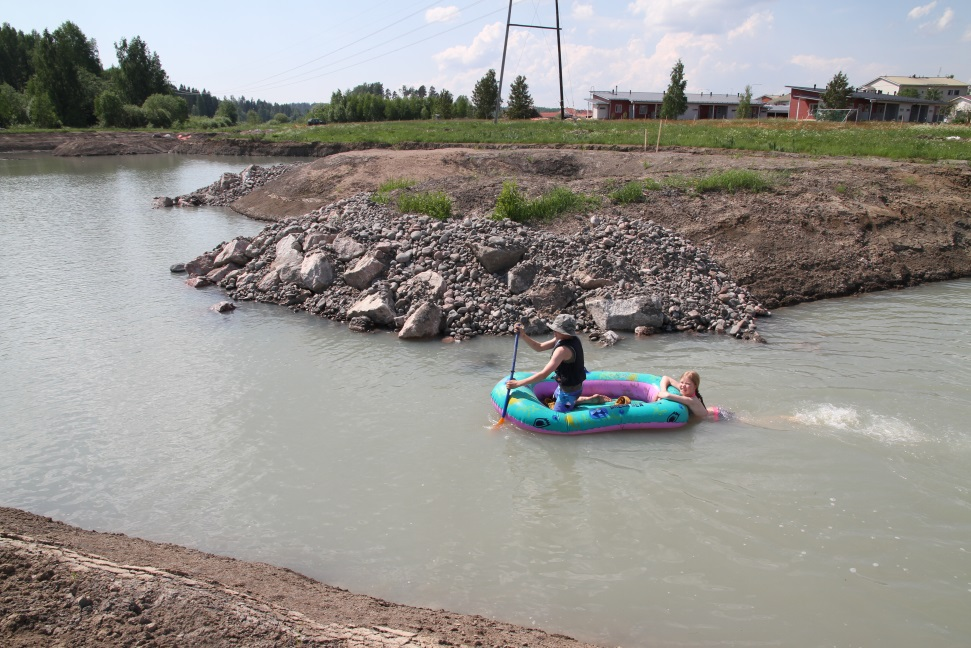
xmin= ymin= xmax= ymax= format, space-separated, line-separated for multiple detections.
xmin=498 ymin=331 xmax=520 ymax=421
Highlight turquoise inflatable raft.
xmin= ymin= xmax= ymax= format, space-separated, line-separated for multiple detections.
xmin=490 ymin=370 xmax=689 ymax=435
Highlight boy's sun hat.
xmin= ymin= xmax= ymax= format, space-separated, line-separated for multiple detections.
xmin=548 ymin=313 xmax=577 ymax=336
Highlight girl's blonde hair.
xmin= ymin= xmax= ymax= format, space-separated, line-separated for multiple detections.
xmin=681 ymin=371 xmax=700 ymax=390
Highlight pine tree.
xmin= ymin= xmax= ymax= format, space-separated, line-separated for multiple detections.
xmin=506 ymin=75 xmax=533 ymax=120
xmin=736 ymin=84 xmax=752 ymax=119
xmin=471 ymin=69 xmax=499 ymax=119
xmin=660 ymin=59 xmax=687 ymax=120
xmin=821 ymin=71 xmax=852 ymax=109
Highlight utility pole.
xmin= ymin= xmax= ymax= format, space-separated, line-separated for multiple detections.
xmin=494 ymin=0 xmax=566 ymax=123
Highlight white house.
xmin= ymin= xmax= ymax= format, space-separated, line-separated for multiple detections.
xmin=859 ymin=76 xmax=969 ymax=99
xmin=587 ymin=90 xmax=745 ymax=120
xmin=950 ymin=96 xmax=971 ymax=121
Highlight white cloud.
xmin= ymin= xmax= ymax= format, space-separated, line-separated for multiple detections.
xmin=964 ymin=25 xmax=971 ymax=41
xmin=433 ymin=22 xmax=503 ymax=65
xmin=907 ymin=2 xmax=937 ymax=20
xmin=628 ymin=0 xmax=774 ymax=36
xmin=790 ymin=54 xmax=855 ymax=74
xmin=426 ymin=6 xmax=460 ymax=23
xmin=727 ymin=11 xmax=773 ymax=40
xmin=934 ymin=7 xmax=954 ymax=29
xmin=572 ymin=3 xmax=594 ymax=20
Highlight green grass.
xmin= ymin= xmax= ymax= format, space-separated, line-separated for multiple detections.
xmin=395 ymin=190 xmax=452 ymax=220
xmin=372 ymin=177 xmax=417 ymax=204
xmin=492 ymin=181 xmax=600 ymax=223
xmin=216 ymin=119 xmax=971 ymax=162
xmin=610 ymin=180 xmax=647 ymax=204
xmin=6 ymin=118 xmax=969 ymax=162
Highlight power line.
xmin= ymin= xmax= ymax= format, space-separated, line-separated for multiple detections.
xmin=239 ymin=3 xmax=506 ymax=96
xmin=236 ymin=0 xmax=495 ymax=96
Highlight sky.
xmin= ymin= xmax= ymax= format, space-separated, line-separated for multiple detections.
xmin=5 ymin=1 xmax=971 ymax=108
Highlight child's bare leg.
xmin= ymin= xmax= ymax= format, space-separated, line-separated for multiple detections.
xmin=577 ymin=394 xmax=609 ymax=405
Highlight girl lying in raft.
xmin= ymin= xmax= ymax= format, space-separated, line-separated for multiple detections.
xmin=585 ymin=370 xmax=729 ymax=421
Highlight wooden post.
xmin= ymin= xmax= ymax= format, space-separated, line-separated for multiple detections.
xmin=644 ymin=129 xmax=648 ymax=151
xmin=655 ymin=120 xmax=663 ymax=153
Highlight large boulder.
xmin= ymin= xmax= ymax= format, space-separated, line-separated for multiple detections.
xmin=585 ymin=295 xmax=664 ymax=331
xmin=343 ymin=253 xmax=386 ymax=290
xmin=298 ymin=252 xmax=335 ymax=293
xmin=214 ymin=237 xmax=251 ymax=267
xmin=398 ymin=302 xmax=443 ymax=339
xmin=404 ymin=270 xmax=447 ymax=301
xmin=271 ymin=233 xmax=304 ymax=284
xmin=508 ymin=263 xmax=538 ymax=295
xmin=474 ymin=244 xmax=525 ymax=274
xmin=347 ymin=292 xmax=395 ymax=326
xmin=526 ymin=279 xmax=576 ymax=312
xmin=184 ymin=252 xmax=217 ymax=277
xmin=333 ymin=236 xmax=366 ymax=261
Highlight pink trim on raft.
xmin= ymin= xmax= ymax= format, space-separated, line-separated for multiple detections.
xmin=531 ymin=380 xmax=659 ymax=402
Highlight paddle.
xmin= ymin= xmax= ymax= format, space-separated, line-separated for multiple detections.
xmin=493 ymin=330 xmax=520 ymax=428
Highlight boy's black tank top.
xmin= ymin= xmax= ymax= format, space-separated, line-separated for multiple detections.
xmin=553 ymin=336 xmax=585 ymax=389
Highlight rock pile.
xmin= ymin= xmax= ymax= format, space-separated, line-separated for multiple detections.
xmin=175 ymin=192 xmax=769 ymax=342
xmin=153 ymin=163 xmax=304 ymax=208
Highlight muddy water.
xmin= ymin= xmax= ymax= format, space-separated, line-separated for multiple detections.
xmin=1 ymin=154 xmax=969 ymax=647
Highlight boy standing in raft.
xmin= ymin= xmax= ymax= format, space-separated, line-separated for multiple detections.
xmin=506 ymin=314 xmax=591 ymax=413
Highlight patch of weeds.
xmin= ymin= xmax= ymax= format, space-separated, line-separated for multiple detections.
xmin=835 ymin=183 xmax=848 ymax=194
xmin=694 ymin=169 xmax=773 ymax=194
xmin=372 ymin=177 xmax=417 ymax=204
xmin=492 ymin=181 xmax=600 ymax=223
xmin=643 ymin=177 xmax=663 ymax=191
xmin=902 ymin=175 xmax=919 ymax=187
xmin=396 ymin=190 xmax=452 ymax=220
xmin=610 ymin=180 xmax=646 ymax=204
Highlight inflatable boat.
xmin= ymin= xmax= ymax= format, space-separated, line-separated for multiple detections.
xmin=490 ymin=371 xmax=689 ymax=435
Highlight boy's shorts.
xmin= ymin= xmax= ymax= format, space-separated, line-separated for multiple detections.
xmin=552 ymin=385 xmax=583 ymax=412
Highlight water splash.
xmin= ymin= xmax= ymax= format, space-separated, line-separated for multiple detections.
xmin=793 ymin=404 xmax=926 ymax=445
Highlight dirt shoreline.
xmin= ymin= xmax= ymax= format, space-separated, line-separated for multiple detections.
xmin=1 ymin=507 xmax=597 ymax=647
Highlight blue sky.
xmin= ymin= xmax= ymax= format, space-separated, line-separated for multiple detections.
xmin=5 ymin=1 xmax=970 ymax=108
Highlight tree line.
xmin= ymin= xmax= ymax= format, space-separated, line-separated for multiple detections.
xmin=310 ymin=70 xmax=537 ymax=124
xmin=1 ymin=20 xmax=543 ymax=130
xmin=0 ymin=21 xmax=315 ymax=129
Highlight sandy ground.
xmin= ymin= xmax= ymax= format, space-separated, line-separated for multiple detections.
xmin=3 ymin=130 xmax=971 ymax=646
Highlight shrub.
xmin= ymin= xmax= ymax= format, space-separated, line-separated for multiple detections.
xmin=142 ymin=94 xmax=189 ymax=128
xmin=94 ymin=90 xmax=125 ymax=127
xmin=492 ymin=182 xmax=599 ymax=222
xmin=372 ymin=177 xmax=417 ymax=204
xmin=396 ymin=191 xmax=452 ymax=220
xmin=121 ymin=104 xmax=148 ymax=128
xmin=610 ymin=180 xmax=646 ymax=204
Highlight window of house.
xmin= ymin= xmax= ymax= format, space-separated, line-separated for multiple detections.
xmin=638 ymin=105 xmax=647 ymax=114
xmin=614 ymin=104 xmax=622 ymax=113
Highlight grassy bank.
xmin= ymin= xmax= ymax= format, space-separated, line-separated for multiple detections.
xmin=248 ymin=119 xmax=971 ymax=162
xmin=3 ymin=119 xmax=968 ymax=161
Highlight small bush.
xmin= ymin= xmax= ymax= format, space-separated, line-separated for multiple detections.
xmin=610 ymin=180 xmax=646 ymax=204
xmin=396 ymin=190 xmax=452 ymax=220
xmin=372 ymin=177 xmax=417 ymax=204
xmin=492 ymin=181 xmax=599 ymax=222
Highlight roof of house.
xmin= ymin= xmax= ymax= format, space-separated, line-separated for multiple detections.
xmin=861 ymin=76 xmax=969 ymax=88
xmin=787 ymin=86 xmax=945 ymax=104
xmin=588 ymin=90 xmax=742 ymax=105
